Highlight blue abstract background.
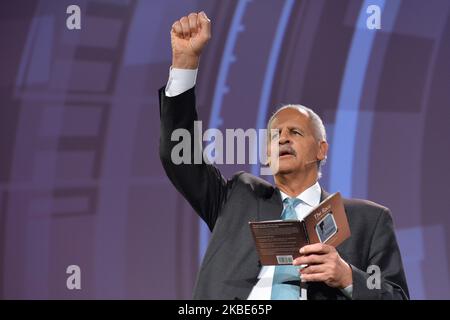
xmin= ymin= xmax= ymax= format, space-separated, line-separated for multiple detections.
xmin=0 ymin=0 xmax=449 ymax=299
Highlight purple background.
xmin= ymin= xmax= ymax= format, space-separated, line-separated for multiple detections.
xmin=0 ymin=0 xmax=449 ymax=299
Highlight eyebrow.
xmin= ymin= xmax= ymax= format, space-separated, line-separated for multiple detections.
xmin=273 ymin=126 xmax=305 ymax=133
xmin=288 ymin=126 xmax=305 ymax=132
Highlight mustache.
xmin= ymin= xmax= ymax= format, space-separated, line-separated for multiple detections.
xmin=278 ymin=145 xmax=297 ymax=157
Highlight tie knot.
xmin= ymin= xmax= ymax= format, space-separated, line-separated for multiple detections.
xmin=283 ymin=197 xmax=301 ymax=208
xmin=281 ymin=197 xmax=301 ymax=220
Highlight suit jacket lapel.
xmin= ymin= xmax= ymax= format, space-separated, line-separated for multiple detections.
xmin=256 ymin=185 xmax=283 ymax=222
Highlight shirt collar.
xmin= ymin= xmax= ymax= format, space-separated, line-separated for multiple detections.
xmin=279 ymin=181 xmax=321 ymax=207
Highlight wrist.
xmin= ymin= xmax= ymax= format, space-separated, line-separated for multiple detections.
xmin=172 ymin=54 xmax=199 ymax=69
xmin=340 ymin=262 xmax=353 ymax=288
xmin=343 ymin=263 xmax=353 ymax=288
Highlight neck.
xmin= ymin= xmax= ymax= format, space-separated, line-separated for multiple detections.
xmin=274 ymin=170 xmax=318 ymax=198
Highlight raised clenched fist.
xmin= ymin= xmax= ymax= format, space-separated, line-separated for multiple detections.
xmin=171 ymin=11 xmax=211 ymax=69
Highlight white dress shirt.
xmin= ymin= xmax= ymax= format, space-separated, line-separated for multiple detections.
xmin=247 ymin=181 xmax=322 ymax=299
xmin=164 ymin=68 xmax=353 ymax=299
xmin=165 ymin=68 xmax=197 ymax=97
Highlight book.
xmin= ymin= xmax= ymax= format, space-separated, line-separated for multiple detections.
xmin=248 ymin=192 xmax=351 ymax=265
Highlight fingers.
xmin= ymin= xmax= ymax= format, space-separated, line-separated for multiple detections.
xmin=172 ymin=12 xmax=210 ymax=39
xmin=188 ymin=13 xmax=198 ymax=36
xmin=299 ymin=243 xmax=334 ymax=255
xmin=300 ymin=272 xmax=328 ymax=283
xmin=198 ymin=11 xmax=211 ymax=39
xmin=172 ymin=21 xmax=183 ymax=38
xmin=294 ymin=248 xmax=352 ymax=288
xmin=293 ymin=254 xmax=325 ymax=266
xmin=180 ymin=16 xmax=190 ymax=39
xmin=299 ymin=264 xmax=326 ymax=275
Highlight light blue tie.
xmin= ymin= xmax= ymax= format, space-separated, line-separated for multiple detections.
xmin=271 ymin=197 xmax=302 ymax=300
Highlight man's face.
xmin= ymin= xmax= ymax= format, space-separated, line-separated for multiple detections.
xmin=268 ymin=108 xmax=327 ymax=176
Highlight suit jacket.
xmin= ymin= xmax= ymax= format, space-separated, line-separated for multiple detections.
xmin=159 ymin=86 xmax=409 ymax=300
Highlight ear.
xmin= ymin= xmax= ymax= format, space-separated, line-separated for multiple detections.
xmin=317 ymin=140 xmax=328 ymax=161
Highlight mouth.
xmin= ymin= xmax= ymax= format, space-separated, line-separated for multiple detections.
xmin=278 ymin=148 xmax=296 ymax=158
xmin=279 ymin=153 xmax=294 ymax=158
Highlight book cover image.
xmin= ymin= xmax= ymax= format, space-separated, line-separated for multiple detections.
xmin=302 ymin=192 xmax=350 ymax=248
xmin=315 ymin=213 xmax=338 ymax=243
xmin=249 ymin=192 xmax=351 ymax=265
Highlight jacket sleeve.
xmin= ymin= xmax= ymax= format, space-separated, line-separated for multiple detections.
xmin=158 ymin=86 xmax=234 ymax=231
xmin=351 ymin=208 xmax=410 ymax=299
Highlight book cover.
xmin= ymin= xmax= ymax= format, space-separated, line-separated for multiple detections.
xmin=249 ymin=192 xmax=351 ymax=265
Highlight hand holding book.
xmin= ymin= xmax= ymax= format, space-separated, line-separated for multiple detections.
xmin=249 ymin=192 xmax=351 ymax=266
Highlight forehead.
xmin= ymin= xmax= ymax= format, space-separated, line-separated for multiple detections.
xmin=270 ymin=108 xmax=311 ymax=129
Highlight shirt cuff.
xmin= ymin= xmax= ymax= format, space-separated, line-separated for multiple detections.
xmin=340 ymin=284 xmax=353 ymax=299
xmin=165 ymin=67 xmax=198 ymax=97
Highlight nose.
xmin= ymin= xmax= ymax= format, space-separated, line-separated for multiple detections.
xmin=278 ymin=129 xmax=290 ymax=145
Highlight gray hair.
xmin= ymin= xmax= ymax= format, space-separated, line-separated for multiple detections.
xmin=267 ymin=104 xmax=327 ymax=178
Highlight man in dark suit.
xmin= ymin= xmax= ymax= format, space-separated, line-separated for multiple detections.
xmin=159 ymin=11 xmax=409 ymax=300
